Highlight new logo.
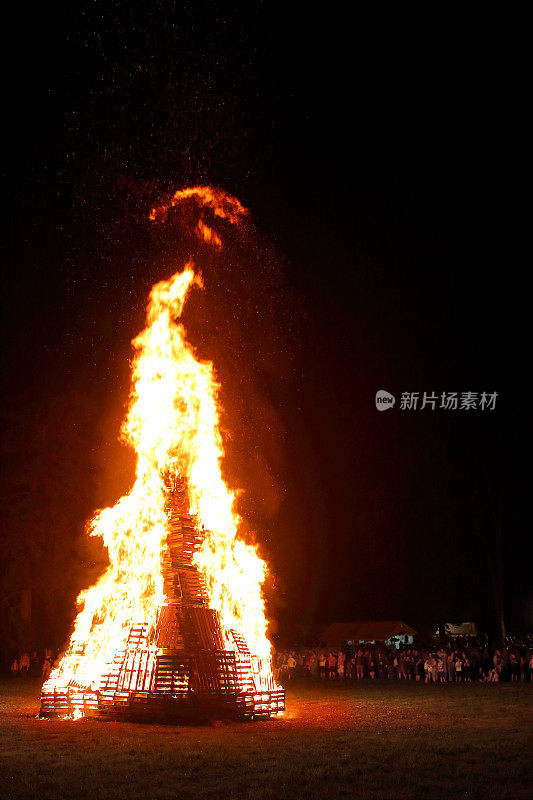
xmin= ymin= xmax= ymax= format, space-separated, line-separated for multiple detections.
xmin=375 ymin=390 xmax=395 ymax=411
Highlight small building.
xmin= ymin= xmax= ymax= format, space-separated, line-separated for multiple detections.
xmin=321 ymin=620 xmax=418 ymax=650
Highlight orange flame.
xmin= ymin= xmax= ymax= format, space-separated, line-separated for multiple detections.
xmin=46 ymin=187 xmax=275 ymax=698
xmin=196 ymin=218 xmax=222 ymax=248
xmin=149 ymin=185 xmax=248 ymax=224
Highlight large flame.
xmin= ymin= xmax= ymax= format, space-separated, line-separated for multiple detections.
xmin=47 ymin=188 xmax=274 ymax=694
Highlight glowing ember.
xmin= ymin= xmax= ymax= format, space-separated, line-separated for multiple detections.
xmin=42 ymin=188 xmax=281 ymax=717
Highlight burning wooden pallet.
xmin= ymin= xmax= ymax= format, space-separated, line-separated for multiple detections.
xmin=40 ymin=478 xmax=284 ymax=721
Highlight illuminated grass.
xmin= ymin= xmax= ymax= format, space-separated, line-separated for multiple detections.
xmin=1 ymin=678 xmax=531 ymax=799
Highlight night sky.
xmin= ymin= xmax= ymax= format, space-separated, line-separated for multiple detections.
xmin=1 ymin=3 xmax=529 ymax=649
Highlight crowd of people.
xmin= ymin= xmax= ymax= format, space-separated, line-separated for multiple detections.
xmin=7 ymin=638 xmax=533 ymax=686
xmin=275 ymin=639 xmax=533 ymax=683
xmin=9 ymin=648 xmax=54 ymax=681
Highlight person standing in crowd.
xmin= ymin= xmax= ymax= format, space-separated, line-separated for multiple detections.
xmin=464 ymin=653 xmax=472 ymax=682
xmin=29 ymin=651 xmax=40 ymax=678
xmin=393 ymin=652 xmax=400 ymax=680
xmin=447 ymin=650 xmax=455 ymax=683
xmin=345 ymin=653 xmax=355 ymax=679
xmin=493 ymin=650 xmax=503 ymax=679
xmin=19 ymin=652 xmax=30 ymax=675
xmin=326 ymin=651 xmax=337 ymax=678
xmin=337 ymin=650 xmax=345 ymax=679
xmin=378 ymin=654 xmax=386 ymax=679
xmin=279 ymin=654 xmax=289 ymax=679
xmin=307 ymin=650 xmax=317 ymax=677
xmin=318 ymin=651 xmax=326 ymax=679
xmin=429 ymin=654 xmax=438 ymax=683
xmin=520 ymin=653 xmax=526 ymax=683
xmin=42 ymin=648 xmax=53 ymax=681
xmin=287 ymin=652 xmax=297 ymax=680
xmin=399 ymin=652 xmax=408 ymax=680
xmin=364 ymin=649 xmax=371 ymax=677
xmin=408 ymin=651 xmax=416 ymax=680
xmin=355 ymin=649 xmax=364 ymax=680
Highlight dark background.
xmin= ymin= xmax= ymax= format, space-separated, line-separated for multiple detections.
xmin=1 ymin=2 xmax=529 ymax=656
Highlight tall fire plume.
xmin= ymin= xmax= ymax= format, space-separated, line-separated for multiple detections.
xmin=43 ymin=187 xmax=280 ymax=716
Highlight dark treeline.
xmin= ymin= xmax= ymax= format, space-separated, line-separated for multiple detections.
xmin=0 ymin=392 xmax=107 ymax=659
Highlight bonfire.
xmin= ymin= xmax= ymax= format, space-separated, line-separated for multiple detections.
xmin=40 ymin=188 xmax=284 ymax=721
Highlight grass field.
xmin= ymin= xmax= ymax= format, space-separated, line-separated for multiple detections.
xmin=1 ymin=677 xmax=531 ymax=800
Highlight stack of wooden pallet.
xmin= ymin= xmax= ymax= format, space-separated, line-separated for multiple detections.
xmin=40 ymin=476 xmax=285 ymax=721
